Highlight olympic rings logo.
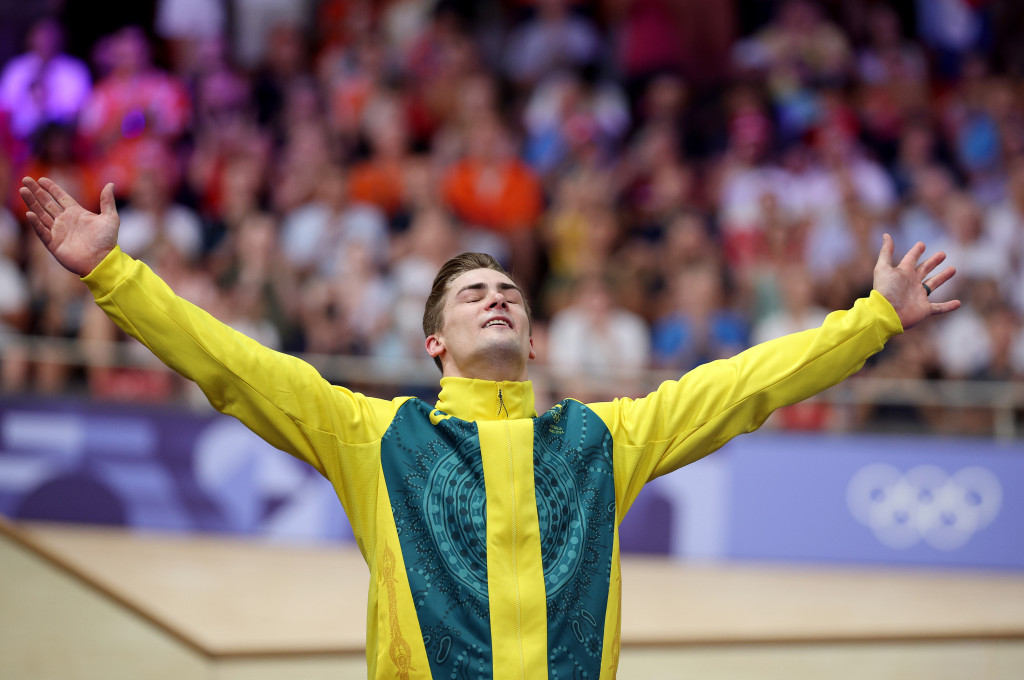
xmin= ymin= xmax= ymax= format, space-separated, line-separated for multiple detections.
xmin=846 ymin=464 xmax=1002 ymax=550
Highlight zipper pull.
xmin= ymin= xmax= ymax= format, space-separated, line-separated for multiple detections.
xmin=497 ymin=388 xmax=509 ymax=419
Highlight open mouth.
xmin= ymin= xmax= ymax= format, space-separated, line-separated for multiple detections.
xmin=483 ymin=318 xmax=512 ymax=329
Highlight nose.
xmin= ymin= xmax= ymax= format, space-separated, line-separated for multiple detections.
xmin=488 ymin=291 xmax=509 ymax=309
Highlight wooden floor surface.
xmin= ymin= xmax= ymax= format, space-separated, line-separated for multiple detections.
xmin=9 ymin=520 xmax=1024 ymax=658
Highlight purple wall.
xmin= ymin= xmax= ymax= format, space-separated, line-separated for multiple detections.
xmin=2 ymin=395 xmax=1022 ymax=568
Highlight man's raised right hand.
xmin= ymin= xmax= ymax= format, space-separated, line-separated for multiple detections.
xmin=20 ymin=177 xmax=120 ymax=277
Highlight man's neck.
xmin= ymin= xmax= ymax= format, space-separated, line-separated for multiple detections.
xmin=442 ymin=361 xmax=529 ymax=383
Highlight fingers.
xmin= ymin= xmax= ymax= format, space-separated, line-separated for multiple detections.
xmin=876 ymin=233 xmax=894 ymax=269
xmin=22 ymin=176 xmax=63 ymax=220
xmin=930 ymin=299 xmax=962 ymax=316
xmin=99 ymin=183 xmax=117 ymax=218
xmin=23 ymin=211 xmax=53 ymax=247
xmin=899 ymin=241 xmax=926 ymax=271
xmin=915 ymin=250 xmax=947 ymax=279
xmin=923 ymin=265 xmax=956 ymax=293
xmin=38 ymin=176 xmax=80 ymax=210
xmin=18 ymin=185 xmax=54 ymax=229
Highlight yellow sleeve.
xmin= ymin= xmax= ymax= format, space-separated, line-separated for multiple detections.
xmin=82 ymin=247 xmax=400 ymax=477
xmin=587 ymin=291 xmax=903 ymax=514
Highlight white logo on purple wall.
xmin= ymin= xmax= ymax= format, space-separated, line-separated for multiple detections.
xmin=846 ymin=465 xmax=1002 ymax=550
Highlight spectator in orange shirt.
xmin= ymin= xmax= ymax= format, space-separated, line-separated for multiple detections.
xmin=442 ymin=113 xmax=544 ymax=286
xmin=348 ymin=100 xmax=413 ymax=222
xmin=77 ymin=26 xmax=190 ymax=200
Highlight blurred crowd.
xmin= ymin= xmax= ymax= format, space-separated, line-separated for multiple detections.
xmin=0 ymin=0 xmax=1022 ymax=429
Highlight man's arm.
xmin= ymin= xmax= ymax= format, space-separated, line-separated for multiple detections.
xmin=20 ymin=177 xmax=401 ymax=477
xmin=587 ymin=236 xmax=959 ymax=513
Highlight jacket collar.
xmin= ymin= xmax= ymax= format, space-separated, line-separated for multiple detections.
xmin=434 ymin=377 xmax=537 ymax=421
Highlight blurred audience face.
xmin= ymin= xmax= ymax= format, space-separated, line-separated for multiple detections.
xmin=913 ymin=165 xmax=954 ymax=209
xmin=672 ymin=265 xmax=722 ymax=318
xmin=466 ymin=115 xmax=512 ymax=165
xmin=575 ymin=273 xmax=614 ymax=322
xmin=109 ymin=27 xmax=151 ymax=76
xmin=778 ymin=266 xmax=816 ymax=313
xmin=129 ymin=168 xmax=171 ymax=211
xmin=778 ymin=0 xmax=821 ymax=33
xmin=28 ymin=19 xmax=63 ymax=60
xmin=641 ymin=74 xmax=687 ymax=123
xmin=366 ymin=105 xmax=408 ymax=158
xmin=866 ymin=4 xmax=902 ymax=48
xmin=408 ymin=208 xmax=459 ymax=262
xmin=945 ymin=193 xmax=983 ymax=244
xmin=315 ymin=165 xmax=350 ymax=208
xmin=265 ymin=23 xmax=305 ymax=74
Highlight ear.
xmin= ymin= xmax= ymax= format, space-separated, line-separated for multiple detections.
xmin=425 ymin=333 xmax=444 ymax=359
xmin=528 ymin=336 xmax=536 ymax=361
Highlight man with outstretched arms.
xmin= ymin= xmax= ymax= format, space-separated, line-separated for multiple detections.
xmin=20 ymin=176 xmax=959 ymax=679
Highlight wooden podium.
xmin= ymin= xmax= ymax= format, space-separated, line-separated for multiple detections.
xmin=2 ymin=517 xmax=1023 ymax=679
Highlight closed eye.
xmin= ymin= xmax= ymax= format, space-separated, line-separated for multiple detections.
xmin=455 ymin=281 xmax=524 ymax=304
xmin=498 ymin=284 xmax=522 ymax=303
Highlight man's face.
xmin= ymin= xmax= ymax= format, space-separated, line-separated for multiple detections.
xmin=426 ymin=268 xmax=535 ymax=381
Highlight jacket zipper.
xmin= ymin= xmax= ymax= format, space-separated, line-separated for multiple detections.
xmin=497 ymin=387 xmax=509 ymax=419
xmin=498 ymin=387 xmax=526 ymax=679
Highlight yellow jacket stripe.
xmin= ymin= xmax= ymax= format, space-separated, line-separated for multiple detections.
xmin=479 ymin=418 xmax=548 ymax=680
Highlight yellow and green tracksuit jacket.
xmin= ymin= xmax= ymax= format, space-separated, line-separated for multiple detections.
xmin=84 ymin=246 xmax=903 ymax=679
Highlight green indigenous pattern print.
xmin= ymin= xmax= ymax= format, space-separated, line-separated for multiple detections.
xmin=534 ymin=400 xmax=615 ymax=677
xmin=381 ymin=399 xmax=493 ymax=678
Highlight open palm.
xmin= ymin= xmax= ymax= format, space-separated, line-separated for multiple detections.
xmin=873 ymin=234 xmax=960 ymax=330
xmin=20 ymin=177 xmax=120 ymax=277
